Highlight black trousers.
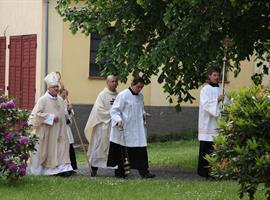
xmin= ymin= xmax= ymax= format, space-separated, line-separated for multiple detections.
xmin=197 ymin=141 xmax=214 ymax=178
xmin=107 ymin=142 xmax=149 ymax=176
xmin=69 ymin=144 xmax=78 ymax=170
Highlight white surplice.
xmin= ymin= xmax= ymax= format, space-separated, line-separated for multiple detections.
xmin=198 ymin=84 xmax=222 ymax=142
xmin=110 ymin=89 xmax=147 ymax=147
xmin=63 ymin=98 xmax=74 ymax=144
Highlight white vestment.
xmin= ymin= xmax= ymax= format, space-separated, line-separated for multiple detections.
xmin=84 ymin=87 xmax=118 ymax=168
xmin=110 ymin=88 xmax=147 ymax=147
xmin=28 ymin=92 xmax=73 ymax=175
xmin=198 ymin=84 xmax=222 ymax=142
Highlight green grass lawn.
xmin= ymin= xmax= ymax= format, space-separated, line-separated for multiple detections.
xmin=0 ymin=176 xmax=266 ymax=200
xmin=148 ymin=140 xmax=198 ymax=170
xmin=0 ymin=140 xmax=266 ymax=200
xmin=76 ymin=140 xmax=199 ymax=170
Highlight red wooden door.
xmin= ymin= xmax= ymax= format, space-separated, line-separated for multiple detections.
xmin=0 ymin=37 xmax=6 ymax=92
xmin=8 ymin=35 xmax=36 ymax=110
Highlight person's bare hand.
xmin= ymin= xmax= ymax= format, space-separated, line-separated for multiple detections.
xmin=67 ymin=104 xmax=72 ymax=111
xmin=54 ymin=116 xmax=59 ymax=123
xmin=143 ymin=112 xmax=151 ymax=119
xmin=218 ymin=95 xmax=224 ymax=102
xmin=117 ymin=120 xmax=124 ymax=128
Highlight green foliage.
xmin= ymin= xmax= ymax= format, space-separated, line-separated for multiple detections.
xmin=56 ymin=0 xmax=270 ymax=108
xmin=0 ymin=94 xmax=38 ymax=182
xmin=208 ymin=85 xmax=270 ymax=200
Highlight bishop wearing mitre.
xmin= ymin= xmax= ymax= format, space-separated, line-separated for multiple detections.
xmin=28 ymin=72 xmax=73 ymax=177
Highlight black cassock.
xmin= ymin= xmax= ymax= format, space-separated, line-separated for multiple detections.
xmin=107 ymin=142 xmax=149 ymax=177
xmin=197 ymin=141 xmax=214 ymax=178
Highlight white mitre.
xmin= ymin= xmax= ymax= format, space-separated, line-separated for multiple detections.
xmin=44 ymin=72 xmax=60 ymax=87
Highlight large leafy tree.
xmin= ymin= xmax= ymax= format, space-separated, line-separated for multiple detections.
xmin=56 ymin=0 xmax=269 ymax=108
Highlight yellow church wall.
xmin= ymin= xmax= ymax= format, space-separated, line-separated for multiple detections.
xmin=60 ymin=15 xmax=153 ymax=105
xmin=61 ymin=22 xmax=129 ymax=104
xmin=0 ymin=0 xmax=44 ymax=98
xmin=226 ymin=58 xmax=255 ymax=90
xmin=47 ymin=0 xmax=64 ymax=75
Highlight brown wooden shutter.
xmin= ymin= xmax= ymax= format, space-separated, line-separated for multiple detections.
xmin=8 ymin=35 xmax=36 ymax=110
xmin=21 ymin=35 xmax=36 ymax=109
xmin=0 ymin=37 xmax=6 ymax=92
xmin=8 ymin=36 xmax=22 ymax=106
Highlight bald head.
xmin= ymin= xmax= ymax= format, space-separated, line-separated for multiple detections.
xmin=106 ymin=75 xmax=118 ymax=92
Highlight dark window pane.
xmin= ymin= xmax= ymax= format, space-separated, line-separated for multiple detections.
xmin=91 ymin=33 xmax=101 ymax=40
xmin=90 ymin=52 xmax=97 ymax=64
xmin=89 ymin=29 xmax=115 ymax=78
xmin=89 ymin=63 xmax=101 ymax=77
xmin=89 ymin=33 xmax=101 ymax=77
xmin=90 ymin=39 xmax=100 ymax=51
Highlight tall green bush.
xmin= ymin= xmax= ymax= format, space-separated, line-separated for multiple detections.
xmin=207 ymin=85 xmax=270 ymax=200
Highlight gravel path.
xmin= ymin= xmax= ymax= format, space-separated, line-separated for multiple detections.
xmin=74 ymin=165 xmax=204 ymax=180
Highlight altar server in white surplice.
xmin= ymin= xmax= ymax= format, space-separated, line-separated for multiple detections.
xmin=84 ymin=75 xmax=118 ymax=177
xmin=58 ymin=88 xmax=78 ymax=172
xmin=107 ymin=77 xmax=155 ymax=179
xmin=28 ymin=72 xmax=73 ymax=177
xmin=197 ymin=67 xmax=224 ymax=178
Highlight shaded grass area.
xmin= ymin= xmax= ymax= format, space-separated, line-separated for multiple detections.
xmin=0 ymin=176 xmax=265 ymax=200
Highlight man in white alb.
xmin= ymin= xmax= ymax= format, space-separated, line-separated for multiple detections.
xmin=197 ymin=67 xmax=224 ymax=178
xmin=107 ymin=76 xmax=155 ymax=178
xmin=84 ymin=75 xmax=118 ymax=176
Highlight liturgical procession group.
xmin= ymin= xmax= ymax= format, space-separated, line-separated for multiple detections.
xmin=28 ymin=66 xmax=224 ymax=179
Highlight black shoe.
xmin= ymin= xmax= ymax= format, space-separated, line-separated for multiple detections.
xmin=70 ymin=170 xmax=77 ymax=175
xmin=140 ymin=172 xmax=156 ymax=179
xmin=114 ymin=171 xmax=126 ymax=178
xmin=58 ymin=171 xmax=73 ymax=177
xmin=91 ymin=169 xmax=97 ymax=177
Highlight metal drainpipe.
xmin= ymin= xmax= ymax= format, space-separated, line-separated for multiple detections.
xmin=44 ymin=0 xmax=49 ymax=92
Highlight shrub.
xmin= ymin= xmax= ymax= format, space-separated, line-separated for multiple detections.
xmin=207 ymin=85 xmax=270 ymax=200
xmin=0 ymin=94 xmax=37 ymax=182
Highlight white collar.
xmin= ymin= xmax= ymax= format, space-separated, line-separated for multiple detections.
xmin=45 ymin=91 xmax=58 ymax=100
